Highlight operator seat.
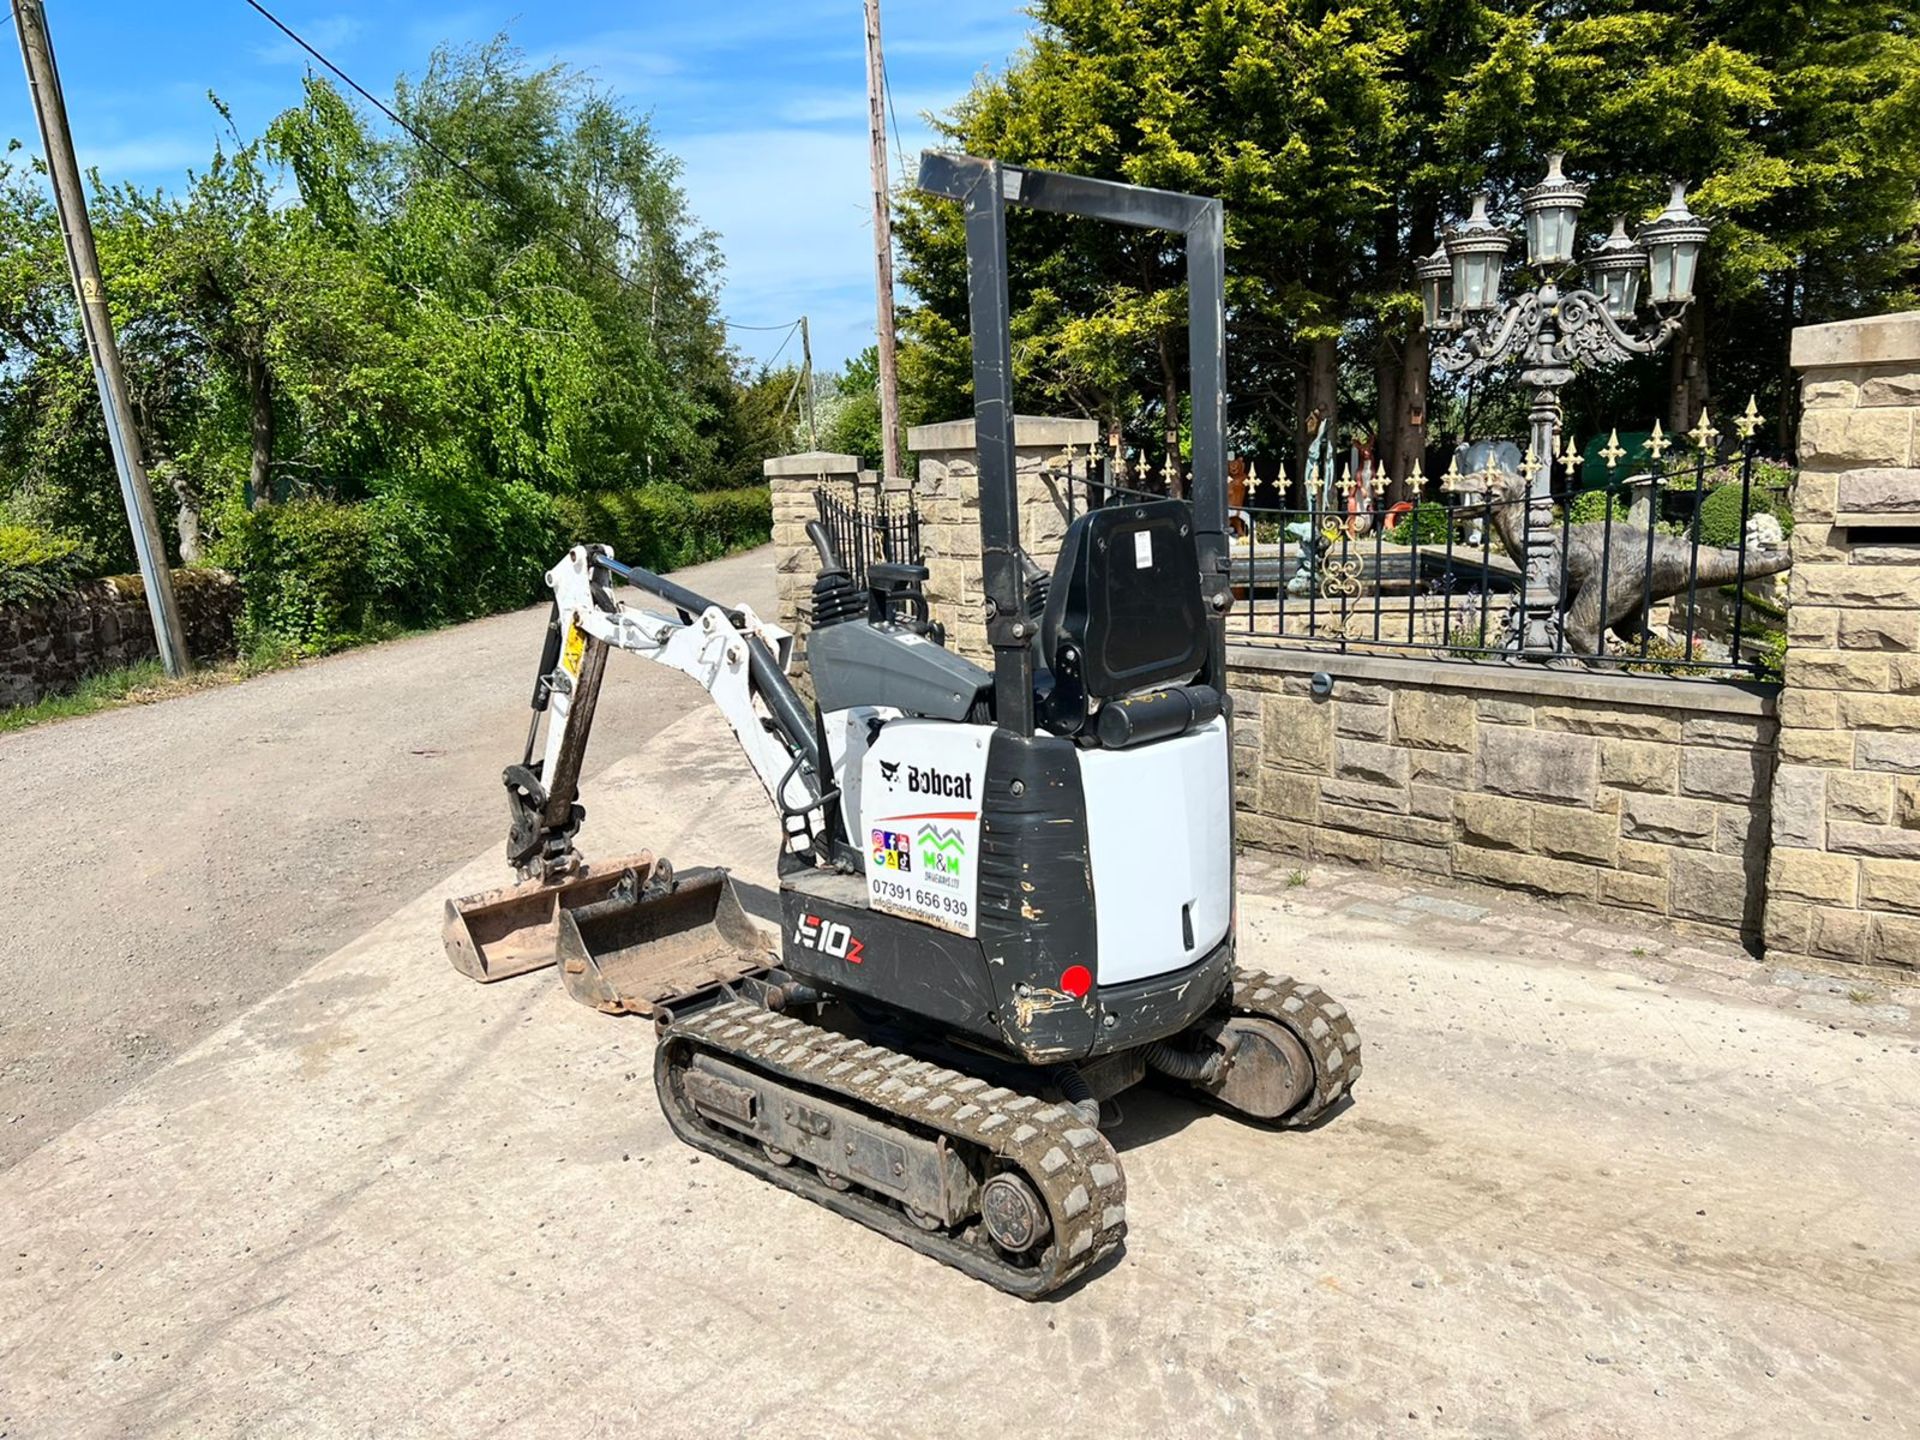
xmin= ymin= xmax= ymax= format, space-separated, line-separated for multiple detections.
xmin=1038 ymin=498 xmax=1220 ymax=746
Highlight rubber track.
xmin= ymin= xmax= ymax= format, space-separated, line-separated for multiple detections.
xmin=655 ymin=999 xmax=1127 ymax=1298
xmin=1231 ymin=967 xmax=1363 ymax=1126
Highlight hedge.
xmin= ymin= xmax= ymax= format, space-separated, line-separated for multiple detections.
xmin=0 ymin=523 xmax=89 ymax=607
xmin=223 ymin=482 xmax=770 ymax=654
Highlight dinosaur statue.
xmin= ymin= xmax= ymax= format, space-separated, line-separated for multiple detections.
xmin=1481 ymin=468 xmax=1792 ymax=656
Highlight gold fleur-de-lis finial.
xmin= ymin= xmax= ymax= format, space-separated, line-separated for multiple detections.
xmin=1337 ymin=468 xmax=1357 ymax=498
xmin=1441 ymin=454 xmax=1463 ymax=494
xmin=1560 ymin=433 xmax=1580 ymax=468
xmin=1370 ymin=464 xmax=1391 ymax=496
xmin=1644 ymin=420 xmax=1670 ymax=461
xmin=1249 ymin=461 xmax=1263 ymax=496
xmin=1408 ymin=455 xmax=1428 ymax=492
xmin=1162 ymin=454 xmax=1179 ymax=488
xmin=1481 ymin=450 xmax=1500 ymax=486
xmin=1733 ymin=395 xmax=1763 ymax=442
xmin=1688 ymin=408 xmax=1720 ymax=451
xmin=1600 ymin=427 xmax=1626 ymax=470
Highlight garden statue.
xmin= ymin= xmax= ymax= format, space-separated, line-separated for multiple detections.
xmin=1482 ymin=466 xmax=1792 ymax=657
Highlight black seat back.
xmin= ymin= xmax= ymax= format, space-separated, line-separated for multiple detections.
xmin=1039 ymin=499 xmax=1208 ymax=734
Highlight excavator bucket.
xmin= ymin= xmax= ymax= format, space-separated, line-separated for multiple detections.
xmin=443 ymin=854 xmax=769 ymax=1016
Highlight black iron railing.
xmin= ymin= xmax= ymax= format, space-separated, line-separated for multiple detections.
xmin=1060 ymin=440 xmax=1792 ymax=680
xmin=814 ymin=487 xmax=922 ymax=587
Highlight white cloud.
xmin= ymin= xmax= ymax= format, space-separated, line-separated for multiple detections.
xmin=251 ymin=13 xmax=364 ymax=66
xmin=669 ymin=107 xmax=944 ymax=368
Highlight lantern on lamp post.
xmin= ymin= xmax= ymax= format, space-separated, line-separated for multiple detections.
xmin=1423 ymin=155 xmax=1711 ymax=657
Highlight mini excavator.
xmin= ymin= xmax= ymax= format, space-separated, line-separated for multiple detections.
xmin=444 ymin=152 xmax=1362 ymax=1297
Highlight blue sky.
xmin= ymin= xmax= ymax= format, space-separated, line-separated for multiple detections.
xmin=3 ymin=1 xmax=1036 ymax=370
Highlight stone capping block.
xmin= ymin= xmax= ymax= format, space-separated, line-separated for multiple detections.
xmin=763 ymin=450 xmax=859 ymax=478
xmin=1791 ymin=310 xmax=1920 ymax=370
xmin=905 ymin=414 xmax=1098 ymax=454
xmin=1227 ymin=645 xmax=1776 ymax=717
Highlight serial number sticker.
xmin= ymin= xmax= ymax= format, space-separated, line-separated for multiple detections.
xmin=560 ymin=623 xmax=587 ymax=677
xmin=1133 ymin=529 xmax=1153 ymax=569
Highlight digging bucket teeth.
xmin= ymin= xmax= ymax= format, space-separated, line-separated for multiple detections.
xmin=443 ymin=855 xmax=770 ymax=1016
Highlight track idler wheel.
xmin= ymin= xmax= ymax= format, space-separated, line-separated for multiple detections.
xmin=980 ymin=1172 xmax=1052 ymax=1255
xmin=1203 ymin=1017 xmax=1314 ymax=1121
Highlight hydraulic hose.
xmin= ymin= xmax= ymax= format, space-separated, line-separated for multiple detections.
xmin=1144 ymin=1039 xmax=1225 ymax=1085
xmin=1052 ymin=1064 xmax=1101 ymax=1128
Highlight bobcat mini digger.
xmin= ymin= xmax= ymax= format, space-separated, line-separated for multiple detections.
xmin=444 ymin=153 xmax=1362 ymax=1297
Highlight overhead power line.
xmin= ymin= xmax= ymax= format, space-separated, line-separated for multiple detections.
xmin=239 ymin=0 xmax=804 ymax=354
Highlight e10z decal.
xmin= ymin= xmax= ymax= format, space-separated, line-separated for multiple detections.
xmin=792 ymin=912 xmax=863 ymax=964
xmin=870 ymin=829 xmax=912 ymax=873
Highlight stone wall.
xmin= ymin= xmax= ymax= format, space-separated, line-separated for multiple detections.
xmin=905 ymin=415 xmax=1097 ymax=664
xmin=0 ymin=568 xmax=242 ymax=707
xmin=765 ymin=450 xmax=861 ymax=679
xmin=1230 ymin=648 xmax=1776 ymax=941
xmin=1765 ymin=311 xmax=1920 ymax=972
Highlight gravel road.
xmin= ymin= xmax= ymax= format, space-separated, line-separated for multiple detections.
xmin=0 ymin=546 xmax=776 ymax=1171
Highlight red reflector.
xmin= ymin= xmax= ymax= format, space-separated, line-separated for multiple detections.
xmin=1059 ymin=964 xmax=1093 ymax=998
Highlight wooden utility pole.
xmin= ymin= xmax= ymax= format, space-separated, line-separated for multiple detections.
xmin=799 ymin=315 xmax=818 ymax=449
xmin=14 ymin=0 xmax=189 ymax=676
xmin=863 ymin=0 xmax=901 ymax=481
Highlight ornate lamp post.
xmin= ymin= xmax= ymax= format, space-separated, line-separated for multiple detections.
xmin=1425 ymin=156 xmax=1711 ymax=654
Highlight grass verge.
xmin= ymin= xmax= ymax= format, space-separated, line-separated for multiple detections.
xmin=0 ymin=646 xmax=300 ymax=736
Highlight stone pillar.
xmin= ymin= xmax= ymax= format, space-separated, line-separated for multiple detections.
xmin=905 ymin=414 xmax=1097 ymax=664
xmin=763 ymin=450 xmax=860 ymax=677
xmin=1767 ymin=311 xmax=1920 ymax=972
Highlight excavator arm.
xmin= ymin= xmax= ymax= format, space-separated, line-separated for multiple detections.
xmin=506 ymin=544 xmax=830 ymax=882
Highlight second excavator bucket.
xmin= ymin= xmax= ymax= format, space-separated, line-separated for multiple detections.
xmin=443 ymin=854 xmax=769 ymax=1016
xmin=556 ymin=863 xmax=767 ymax=1016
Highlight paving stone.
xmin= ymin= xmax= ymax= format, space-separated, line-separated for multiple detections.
xmin=1396 ymin=893 xmax=1490 ymax=921
xmin=1476 ymin=725 xmax=1598 ymax=805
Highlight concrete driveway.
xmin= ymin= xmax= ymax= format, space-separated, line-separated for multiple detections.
xmin=2 ymin=702 xmax=1916 ymax=1438
xmin=0 ymin=547 xmax=777 ymax=1171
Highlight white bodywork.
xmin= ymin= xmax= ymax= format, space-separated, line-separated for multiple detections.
xmin=1079 ymin=718 xmax=1233 ymax=985
xmin=544 ymin=547 xmax=814 ymax=841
